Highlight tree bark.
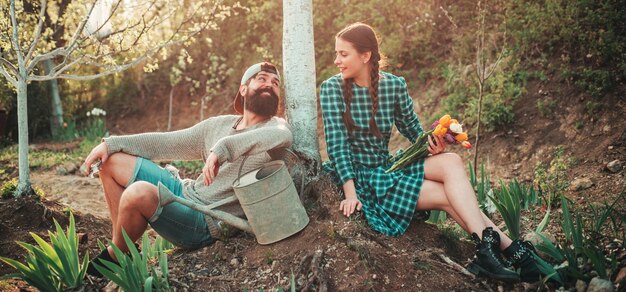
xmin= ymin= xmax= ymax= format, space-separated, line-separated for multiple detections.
xmin=282 ymin=0 xmax=321 ymax=174
xmin=16 ymin=76 xmax=33 ymax=197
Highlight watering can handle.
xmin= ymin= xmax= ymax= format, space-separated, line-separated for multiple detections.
xmin=234 ymin=148 xmax=297 ymax=185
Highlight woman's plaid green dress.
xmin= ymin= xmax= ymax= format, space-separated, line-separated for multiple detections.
xmin=320 ymin=72 xmax=425 ymax=236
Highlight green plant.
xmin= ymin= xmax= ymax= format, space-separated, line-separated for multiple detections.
xmin=534 ymin=146 xmax=570 ymax=207
xmin=0 ymin=178 xmax=18 ymax=199
xmin=0 ymin=178 xmax=44 ymax=200
xmin=426 ymin=210 xmax=447 ymax=225
xmin=170 ymin=160 xmax=204 ymax=175
xmin=469 ymin=161 xmax=495 ymax=214
xmin=51 ymin=120 xmax=80 ymax=141
xmin=586 ymin=195 xmax=618 ymax=236
xmin=0 ymin=213 xmax=89 ymax=291
xmin=585 ymin=100 xmax=602 ymax=116
xmin=264 ymin=250 xmax=274 ymax=265
xmin=536 ymin=98 xmax=557 ymax=117
xmin=574 ymin=120 xmax=584 ymax=130
xmin=80 ymin=108 xmax=108 ymax=140
xmin=536 ymin=196 xmax=619 ymax=283
xmin=94 ymin=230 xmax=170 ymax=291
xmin=490 ymin=180 xmax=522 ymax=240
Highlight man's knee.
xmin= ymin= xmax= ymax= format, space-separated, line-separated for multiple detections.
xmin=120 ymin=182 xmax=159 ymax=216
xmin=100 ymin=153 xmax=137 ymax=183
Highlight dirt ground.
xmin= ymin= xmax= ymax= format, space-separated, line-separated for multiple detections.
xmin=0 ymin=71 xmax=624 ymax=291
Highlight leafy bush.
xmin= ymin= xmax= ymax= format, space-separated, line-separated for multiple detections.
xmin=506 ymin=0 xmax=625 ymax=98
xmin=489 ymin=179 xmax=542 ymax=240
xmin=441 ymin=58 xmax=524 ymax=131
xmin=94 ymin=230 xmax=170 ymax=291
xmin=0 ymin=178 xmax=18 ymax=199
xmin=0 ymin=213 xmax=88 ymax=291
xmin=0 ymin=178 xmax=45 ymax=199
xmin=534 ymin=146 xmax=570 ymax=207
xmin=536 ymin=196 xmax=621 ymax=283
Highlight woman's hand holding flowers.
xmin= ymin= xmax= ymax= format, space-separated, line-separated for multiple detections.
xmin=427 ymin=134 xmax=446 ymax=155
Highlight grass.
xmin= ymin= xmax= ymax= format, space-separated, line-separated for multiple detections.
xmin=0 ymin=138 xmax=101 ymax=172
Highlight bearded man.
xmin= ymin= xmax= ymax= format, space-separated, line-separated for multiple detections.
xmin=83 ymin=62 xmax=292 ymax=277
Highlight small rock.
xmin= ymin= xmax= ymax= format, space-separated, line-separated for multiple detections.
xmin=570 ymin=178 xmax=594 ymax=191
xmin=230 ymin=258 xmax=240 ymax=267
xmin=56 ymin=162 xmax=78 ymax=175
xmin=608 ymin=145 xmax=614 ymax=150
xmin=606 ymin=160 xmax=623 ymax=173
xmin=587 ymin=277 xmax=614 ymax=292
xmin=513 ymin=163 xmax=522 ymax=170
xmin=576 ymin=279 xmax=588 ymax=292
xmin=103 ymin=281 xmax=121 ymax=292
xmin=524 ymin=231 xmax=556 ymax=246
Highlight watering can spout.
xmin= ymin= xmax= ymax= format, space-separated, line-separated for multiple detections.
xmin=157 ymin=183 xmax=253 ymax=233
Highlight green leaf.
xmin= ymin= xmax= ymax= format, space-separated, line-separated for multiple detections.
xmin=535 ymin=208 xmax=550 ymax=233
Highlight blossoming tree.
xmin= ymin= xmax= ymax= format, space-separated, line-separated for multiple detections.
xmin=0 ymin=0 xmax=229 ymax=196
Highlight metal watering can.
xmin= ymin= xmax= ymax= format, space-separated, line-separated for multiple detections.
xmin=159 ymin=150 xmax=309 ymax=245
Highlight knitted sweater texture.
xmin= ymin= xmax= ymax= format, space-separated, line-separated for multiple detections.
xmin=103 ymin=115 xmax=293 ymax=231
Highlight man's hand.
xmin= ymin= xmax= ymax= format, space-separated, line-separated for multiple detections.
xmin=84 ymin=142 xmax=108 ymax=176
xmin=339 ymin=197 xmax=362 ymax=217
xmin=427 ymin=135 xmax=446 ymax=155
xmin=202 ymin=152 xmax=220 ymax=186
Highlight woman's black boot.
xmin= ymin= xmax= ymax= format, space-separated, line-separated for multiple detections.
xmin=503 ymin=239 xmax=553 ymax=283
xmin=467 ymin=227 xmax=520 ymax=282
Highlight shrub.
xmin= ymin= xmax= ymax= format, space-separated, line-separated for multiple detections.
xmin=0 ymin=178 xmax=18 ymax=199
xmin=534 ymin=145 xmax=570 ymax=207
xmin=536 ymin=196 xmax=621 ymax=283
xmin=94 ymin=230 xmax=170 ymax=291
xmin=0 ymin=213 xmax=88 ymax=291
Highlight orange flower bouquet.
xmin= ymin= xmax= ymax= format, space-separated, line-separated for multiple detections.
xmin=386 ymin=114 xmax=472 ymax=173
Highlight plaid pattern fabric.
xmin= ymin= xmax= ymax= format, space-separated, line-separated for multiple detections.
xmin=320 ymin=72 xmax=426 ymax=236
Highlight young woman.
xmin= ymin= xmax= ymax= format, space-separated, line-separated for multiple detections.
xmin=320 ymin=22 xmax=544 ymax=283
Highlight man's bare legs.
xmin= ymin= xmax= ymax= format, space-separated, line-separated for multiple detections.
xmin=416 ymin=153 xmax=512 ymax=249
xmin=98 ymin=153 xmax=159 ymax=259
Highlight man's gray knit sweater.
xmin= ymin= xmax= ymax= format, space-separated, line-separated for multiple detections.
xmin=103 ymin=115 xmax=293 ymax=237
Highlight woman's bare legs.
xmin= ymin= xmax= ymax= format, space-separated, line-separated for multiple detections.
xmin=416 ymin=153 xmax=512 ymax=249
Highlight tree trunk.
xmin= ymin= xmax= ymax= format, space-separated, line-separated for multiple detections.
xmin=46 ymin=59 xmax=64 ymax=134
xmin=15 ymin=77 xmax=33 ymax=197
xmin=473 ymin=82 xmax=483 ymax=175
xmin=282 ymin=0 xmax=321 ymax=173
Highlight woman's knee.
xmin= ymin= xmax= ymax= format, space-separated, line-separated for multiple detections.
xmin=440 ymin=152 xmax=464 ymax=167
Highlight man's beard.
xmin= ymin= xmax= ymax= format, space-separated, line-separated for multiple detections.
xmin=244 ymin=87 xmax=279 ymax=117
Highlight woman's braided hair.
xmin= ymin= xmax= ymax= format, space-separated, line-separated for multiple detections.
xmin=337 ymin=22 xmax=385 ymax=138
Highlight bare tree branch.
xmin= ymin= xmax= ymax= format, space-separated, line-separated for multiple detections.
xmin=29 ymin=40 xmax=175 ymax=81
xmin=28 ymin=47 xmax=70 ymax=71
xmin=24 ymin=0 xmax=47 ymax=64
xmin=10 ymin=0 xmax=25 ymax=68
xmin=0 ymin=63 xmax=18 ymax=86
xmin=0 ymin=57 xmax=18 ymax=75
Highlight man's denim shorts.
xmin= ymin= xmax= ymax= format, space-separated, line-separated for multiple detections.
xmin=128 ymin=157 xmax=214 ymax=249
